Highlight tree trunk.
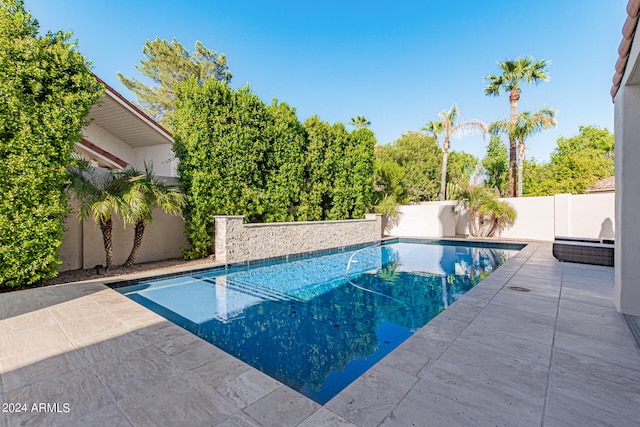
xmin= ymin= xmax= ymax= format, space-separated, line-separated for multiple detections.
xmin=486 ymin=216 xmax=499 ymax=237
xmin=508 ymin=138 xmax=517 ymax=197
xmin=509 ymin=87 xmax=520 ymax=121
xmin=517 ymin=138 xmax=526 ymax=197
xmin=468 ymin=206 xmax=478 ymax=236
xmin=99 ymin=218 xmax=114 ymax=270
xmin=124 ymin=220 xmax=146 ymax=267
xmin=507 ymin=87 xmax=520 ymax=198
xmin=478 ymin=212 xmax=486 ymax=236
xmin=439 ymin=140 xmax=450 ymax=201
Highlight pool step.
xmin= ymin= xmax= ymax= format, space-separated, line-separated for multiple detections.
xmin=200 ymin=277 xmax=304 ymax=303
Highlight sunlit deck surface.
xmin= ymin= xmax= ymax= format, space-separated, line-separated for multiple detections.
xmin=1 ymin=242 xmax=638 ymax=426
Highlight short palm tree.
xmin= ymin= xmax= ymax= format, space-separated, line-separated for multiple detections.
xmin=490 ymin=107 xmax=556 ymax=197
xmin=119 ymin=163 xmax=186 ymax=267
xmin=484 ymin=56 xmax=550 ymax=197
xmin=349 ymin=115 xmax=371 ymax=130
xmin=66 ymin=159 xmax=144 ymax=270
xmin=455 ymin=185 xmax=516 ymax=237
xmin=423 ymin=103 xmax=487 ymax=201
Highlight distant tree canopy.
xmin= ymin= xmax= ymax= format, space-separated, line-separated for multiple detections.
xmin=482 ymin=135 xmax=509 ymax=196
xmin=0 ymin=0 xmax=103 ymax=287
xmin=447 ymin=151 xmax=480 ymax=188
xmin=372 ymin=124 xmax=611 ymax=206
xmin=173 ymin=78 xmax=375 ymax=259
xmin=118 ymin=38 xmax=231 ymax=129
xmin=372 ymin=131 xmax=482 ymax=206
xmin=375 ymin=131 xmax=442 ymax=203
xmin=523 ymin=125 xmax=614 ymax=196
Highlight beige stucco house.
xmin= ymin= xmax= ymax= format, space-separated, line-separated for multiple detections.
xmin=75 ymin=75 xmax=177 ymax=176
xmin=612 ymin=0 xmax=640 ymax=315
xmin=60 ymin=76 xmax=188 ymax=271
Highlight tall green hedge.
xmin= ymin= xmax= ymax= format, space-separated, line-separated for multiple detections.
xmin=173 ymin=78 xmax=375 ymax=259
xmin=262 ymin=99 xmax=306 ymax=222
xmin=0 ymin=0 xmax=103 ymax=287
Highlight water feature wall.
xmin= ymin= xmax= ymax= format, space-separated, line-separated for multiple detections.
xmin=214 ymin=214 xmax=382 ymax=263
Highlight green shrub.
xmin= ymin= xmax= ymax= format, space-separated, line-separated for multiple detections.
xmin=0 ymin=1 xmax=103 ymax=287
xmin=173 ymin=79 xmax=375 ymax=259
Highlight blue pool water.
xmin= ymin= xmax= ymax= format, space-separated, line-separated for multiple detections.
xmin=114 ymin=240 xmax=522 ymax=404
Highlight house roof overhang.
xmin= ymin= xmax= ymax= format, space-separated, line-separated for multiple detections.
xmin=88 ymin=75 xmax=174 ymax=148
xmin=612 ymin=0 xmax=640 ymax=100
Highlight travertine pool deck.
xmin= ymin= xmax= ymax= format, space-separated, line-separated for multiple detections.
xmin=1 ymin=242 xmax=639 ymax=426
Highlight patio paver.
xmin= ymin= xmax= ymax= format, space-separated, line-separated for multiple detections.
xmin=1 ymin=242 xmax=639 ymax=426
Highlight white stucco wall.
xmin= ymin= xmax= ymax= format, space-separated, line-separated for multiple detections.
xmin=499 ymin=196 xmax=556 ymax=241
xmin=385 ymin=202 xmax=457 ymax=237
xmin=385 ymin=193 xmax=615 ymax=243
xmin=569 ymin=193 xmax=616 ymax=241
xmin=82 ymin=123 xmax=176 ymax=177
xmin=82 ymin=123 xmax=135 ymax=166
xmin=614 ymin=77 xmax=640 ymax=315
xmin=134 ymin=145 xmax=177 ymax=177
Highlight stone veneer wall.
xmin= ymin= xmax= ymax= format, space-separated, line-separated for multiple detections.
xmin=214 ymin=214 xmax=382 ymax=263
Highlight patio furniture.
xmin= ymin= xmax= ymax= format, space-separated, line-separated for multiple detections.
xmin=552 ymin=236 xmax=614 ymax=266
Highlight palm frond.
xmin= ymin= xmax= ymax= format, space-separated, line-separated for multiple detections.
xmin=452 ymin=119 xmax=488 ymax=140
xmin=484 ymin=74 xmax=503 ymax=96
xmin=514 ymin=107 xmax=557 ymax=140
xmin=485 ymin=56 xmax=550 ymax=96
xmin=422 ymin=120 xmax=444 ymax=138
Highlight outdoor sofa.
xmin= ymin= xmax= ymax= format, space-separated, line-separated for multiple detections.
xmin=552 ymin=236 xmax=614 ymax=267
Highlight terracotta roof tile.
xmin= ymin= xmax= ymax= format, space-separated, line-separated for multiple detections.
xmin=629 ymin=0 xmax=640 ymax=17
xmin=612 ymin=0 xmax=640 ymax=100
xmin=616 ymin=54 xmax=629 ymax=73
xmin=618 ymin=36 xmax=632 ymax=56
xmin=587 ymin=176 xmax=615 ymax=193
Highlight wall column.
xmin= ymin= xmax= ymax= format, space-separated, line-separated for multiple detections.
xmin=553 ymin=194 xmax=571 ymax=237
xmin=614 ymin=83 xmax=640 ymax=315
xmin=214 ymin=216 xmax=244 ymax=263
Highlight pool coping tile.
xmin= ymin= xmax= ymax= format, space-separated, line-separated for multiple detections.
xmin=1 ymin=241 xmax=637 ymax=426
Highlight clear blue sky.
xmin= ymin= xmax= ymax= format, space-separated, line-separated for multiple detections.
xmin=26 ymin=0 xmax=626 ymax=162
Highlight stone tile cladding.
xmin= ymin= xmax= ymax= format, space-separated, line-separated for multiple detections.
xmin=214 ymin=214 xmax=382 ymax=263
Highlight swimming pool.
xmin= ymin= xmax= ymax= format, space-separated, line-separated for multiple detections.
xmin=113 ymin=239 xmax=522 ymax=404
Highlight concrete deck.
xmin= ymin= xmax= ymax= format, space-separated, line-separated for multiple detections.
xmin=1 ymin=242 xmax=638 ymax=426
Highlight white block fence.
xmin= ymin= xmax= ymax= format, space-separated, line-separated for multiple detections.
xmin=385 ymin=193 xmax=615 ymax=241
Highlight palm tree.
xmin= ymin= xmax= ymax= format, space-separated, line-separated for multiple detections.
xmin=484 ymin=56 xmax=550 ymax=197
xmin=119 ymin=163 xmax=186 ymax=267
xmin=349 ymin=116 xmax=371 ymax=130
xmin=66 ymin=159 xmax=144 ymax=270
xmin=423 ymin=103 xmax=487 ymax=201
xmin=422 ymin=120 xmax=444 ymax=142
xmin=456 ymin=185 xmax=516 ymax=237
xmin=490 ymin=107 xmax=556 ymax=197
xmin=515 ymin=108 xmax=557 ymax=197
